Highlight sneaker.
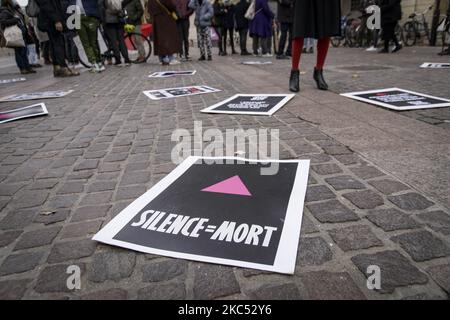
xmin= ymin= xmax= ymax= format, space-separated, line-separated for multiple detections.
xmin=169 ymin=59 xmax=181 ymax=65
xmin=98 ymin=63 xmax=106 ymax=72
xmin=198 ymin=55 xmax=206 ymax=61
xmin=392 ymin=44 xmax=402 ymax=53
xmin=123 ymin=61 xmax=132 ymax=67
xmin=276 ymin=55 xmax=289 ymax=60
xmin=262 ymin=53 xmax=273 ymax=58
xmin=366 ymin=46 xmax=377 ymax=52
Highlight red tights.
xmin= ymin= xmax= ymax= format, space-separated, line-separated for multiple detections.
xmin=291 ymin=37 xmax=331 ymax=71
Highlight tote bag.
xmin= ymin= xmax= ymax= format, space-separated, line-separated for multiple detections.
xmin=2 ymin=25 xmax=25 ymax=48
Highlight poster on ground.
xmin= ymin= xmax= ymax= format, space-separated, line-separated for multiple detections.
xmin=0 ymin=90 xmax=74 ymax=102
xmin=0 ymin=103 xmax=48 ymax=124
xmin=143 ymin=85 xmax=221 ymax=100
xmin=201 ymin=94 xmax=295 ymax=116
xmin=148 ymin=70 xmax=197 ymax=78
xmin=93 ymin=156 xmax=310 ymax=274
xmin=241 ymin=61 xmax=273 ymax=65
xmin=340 ymin=88 xmax=450 ymax=111
xmin=0 ymin=78 xmax=26 ymax=85
xmin=420 ymin=62 xmax=450 ymax=69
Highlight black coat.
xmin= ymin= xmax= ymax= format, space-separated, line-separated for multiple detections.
xmin=292 ymin=0 xmax=341 ymax=39
xmin=123 ymin=0 xmax=144 ymax=25
xmin=277 ymin=0 xmax=293 ymax=24
xmin=234 ymin=0 xmax=249 ymax=30
xmin=380 ymin=0 xmax=402 ymax=26
xmin=36 ymin=0 xmax=67 ymax=32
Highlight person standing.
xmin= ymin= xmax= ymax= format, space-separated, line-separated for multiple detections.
xmin=0 ymin=0 xmax=36 ymax=74
xmin=189 ymin=0 xmax=214 ymax=61
xmin=275 ymin=0 xmax=293 ymax=59
xmin=379 ymin=0 xmax=402 ymax=53
xmin=147 ymin=0 xmax=181 ymax=65
xmin=289 ymin=0 xmax=341 ymax=92
xmin=213 ymin=0 xmax=226 ymax=55
xmin=70 ymin=0 xmax=105 ymax=72
xmin=123 ymin=0 xmax=145 ymax=63
xmin=36 ymin=0 xmax=80 ymax=76
xmin=221 ymin=0 xmax=236 ymax=55
xmin=234 ymin=0 xmax=250 ymax=55
xmin=98 ymin=0 xmax=131 ymax=66
xmin=175 ymin=0 xmax=193 ymax=61
xmin=249 ymin=0 xmax=274 ymax=57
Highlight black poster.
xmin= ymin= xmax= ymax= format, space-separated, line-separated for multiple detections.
xmin=341 ymin=88 xmax=450 ymax=110
xmin=93 ymin=157 xmax=309 ymax=274
xmin=201 ymin=94 xmax=295 ymax=116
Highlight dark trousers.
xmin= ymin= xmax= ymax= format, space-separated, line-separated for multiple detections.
xmin=177 ymin=18 xmax=190 ymax=58
xmin=382 ymin=22 xmax=399 ymax=50
xmin=41 ymin=41 xmax=51 ymax=61
xmin=14 ymin=46 xmax=31 ymax=70
xmin=47 ymin=27 xmax=67 ymax=67
xmin=278 ymin=22 xmax=292 ymax=55
xmin=221 ymin=27 xmax=235 ymax=53
xmin=104 ymin=23 xmax=129 ymax=63
xmin=238 ymin=28 xmax=248 ymax=53
xmin=252 ymin=36 xmax=269 ymax=55
xmin=216 ymin=27 xmax=223 ymax=53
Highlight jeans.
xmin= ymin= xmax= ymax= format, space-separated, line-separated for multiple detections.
xmin=238 ymin=28 xmax=248 ymax=53
xmin=27 ymin=44 xmax=38 ymax=64
xmin=78 ymin=15 xmax=100 ymax=64
xmin=104 ymin=23 xmax=130 ymax=63
xmin=47 ymin=27 xmax=67 ymax=67
xmin=14 ymin=46 xmax=31 ymax=70
xmin=177 ymin=18 xmax=190 ymax=57
xmin=278 ymin=22 xmax=292 ymax=55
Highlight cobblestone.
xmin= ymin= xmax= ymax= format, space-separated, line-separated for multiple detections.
xmin=329 ymin=225 xmax=383 ymax=251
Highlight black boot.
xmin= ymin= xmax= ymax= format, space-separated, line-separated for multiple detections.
xmin=313 ymin=68 xmax=328 ymax=91
xmin=289 ymin=70 xmax=300 ymax=93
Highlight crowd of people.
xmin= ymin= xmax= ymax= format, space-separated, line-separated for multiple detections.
xmin=0 ymin=0 xmax=449 ymax=86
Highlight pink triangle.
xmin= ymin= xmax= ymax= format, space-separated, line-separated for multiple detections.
xmin=201 ymin=175 xmax=252 ymax=196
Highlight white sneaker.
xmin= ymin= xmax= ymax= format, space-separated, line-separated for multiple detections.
xmin=366 ymin=46 xmax=377 ymax=52
xmin=98 ymin=63 xmax=106 ymax=72
xmin=262 ymin=53 xmax=273 ymax=58
xmin=169 ymin=59 xmax=181 ymax=65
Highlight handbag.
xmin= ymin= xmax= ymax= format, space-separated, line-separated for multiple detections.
xmin=2 ymin=25 xmax=25 ymax=48
xmin=245 ymin=0 xmax=262 ymax=20
xmin=156 ymin=0 xmax=179 ymax=21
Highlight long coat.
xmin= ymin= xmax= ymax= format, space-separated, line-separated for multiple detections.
xmin=234 ymin=0 xmax=249 ymax=30
xmin=249 ymin=0 xmax=274 ymax=38
xmin=292 ymin=0 xmax=341 ymax=39
xmin=277 ymin=0 xmax=293 ymax=24
xmin=147 ymin=0 xmax=181 ymax=56
xmin=380 ymin=0 xmax=402 ymax=26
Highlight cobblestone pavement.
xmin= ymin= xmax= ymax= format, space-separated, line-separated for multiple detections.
xmin=0 ymin=47 xmax=449 ymax=300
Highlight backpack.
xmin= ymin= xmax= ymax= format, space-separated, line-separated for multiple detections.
xmin=106 ymin=0 xmax=123 ymax=12
xmin=26 ymin=0 xmax=40 ymax=18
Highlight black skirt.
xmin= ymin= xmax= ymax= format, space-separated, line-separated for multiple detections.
xmin=292 ymin=0 xmax=342 ymax=39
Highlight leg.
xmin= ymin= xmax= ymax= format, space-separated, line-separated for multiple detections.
xmin=278 ymin=23 xmax=288 ymax=56
xmin=198 ymin=27 xmax=206 ymax=58
xmin=117 ymin=25 xmax=130 ymax=62
xmin=291 ymin=37 xmax=304 ymax=70
xmin=205 ymin=26 xmax=212 ymax=58
xmin=134 ymin=24 xmax=146 ymax=58
xmin=252 ymin=36 xmax=258 ymax=55
xmin=286 ymin=23 xmax=293 ymax=55
xmin=313 ymin=37 xmax=330 ymax=90
xmin=78 ymin=16 xmax=95 ymax=64
xmin=104 ymin=24 xmax=121 ymax=63
xmin=229 ymin=28 xmax=236 ymax=53
xmin=261 ymin=37 xmax=268 ymax=54
xmin=47 ymin=27 xmax=67 ymax=67
xmin=14 ymin=47 xmax=28 ymax=71
xmin=183 ymin=19 xmax=190 ymax=58
xmin=216 ymin=27 xmax=223 ymax=54
xmin=222 ymin=27 xmax=228 ymax=54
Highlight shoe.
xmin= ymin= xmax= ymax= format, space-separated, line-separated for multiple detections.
xmin=285 ymin=52 xmax=292 ymax=57
xmin=114 ymin=60 xmax=122 ymax=66
xmin=20 ymin=69 xmax=35 ymax=74
xmin=313 ymin=68 xmax=328 ymax=91
xmin=135 ymin=56 xmax=146 ymax=64
xmin=262 ymin=53 xmax=273 ymax=58
xmin=276 ymin=55 xmax=289 ymax=60
xmin=169 ymin=59 xmax=180 ymax=65
xmin=241 ymin=51 xmax=251 ymax=56
xmin=207 ymin=55 xmax=212 ymax=61
xmin=308 ymin=47 xmax=314 ymax=54
xmin=289 ymin=70 xmax=300 ymax=93
xmin=123 ymin=60 xmax=132 ymax=67
xmin=302 ymin=48 xmax=307 ymax=54
xmin=54 ymin=66 xmax=77 ymax=77
xmin=438 ymin=49 xmax=450 ymax=56
xmin=31 ymin=63 xmax=42 ymax=68
xmin=68 ymin=67 xmax=80 ymax=76
xmin=198 ymin=55 xmax=206 ymax=61
xmin=98 ymin=63 xmax=106 ymax=71
xmin=232 ymin=50 xmax=237 ymax=54
xmin=366 ymin=46 xmax=377 ymax=52
xmin=378 ymin=48 xmax=389 ymax=53
xmin=392 ymin=44 xmax=402 ymax=53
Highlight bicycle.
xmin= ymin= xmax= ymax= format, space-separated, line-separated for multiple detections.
xmin=74 ymin=24 xmax=152 ymax=68
xmin=403 ymin=5 xmax=434 ymax=46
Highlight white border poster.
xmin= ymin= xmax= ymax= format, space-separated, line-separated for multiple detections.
xmin=201 ymin=94 xmax=295 ymax=116
xmin=340 ymin=88 xmax=450 ymax=111
xmin=143 ymin=85 xmax=221 ymax=100
xmin=148 ymin=70 xmax=197 ymax=78
xmin=420 ymin=62 xmax=450 ymax=69
xmin=0 ymin=103 xmax=48 ymax=124
xmin=241 ymin=61 xmax=273 ymax=65
xmin=0 ymin=90 xmax=74 ymax=102
xmin=93 ymin=156 xmax=310 ymax=274
xmin=0 ymin=78 xmax=26 ymax=85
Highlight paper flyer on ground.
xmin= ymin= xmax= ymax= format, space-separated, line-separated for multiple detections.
xmin=143 ymin=85 xmax=221 ymax=100
xmin=201 ymin=94 xmax=295 ymax=116
xmin=420 ymin=62 xmax=450 ymax=69
xmin=148 ymin=70 xmax=197 ymax=78
xmin=0 ymin=77 xmax=26 ymax=85
xmin=0 ymin=103 xmax=48 ymax=124
xmin=340 ymin=88 xmax=450 ymax=111
xmin=0 ymin=90 xmax=74 ymax=102
xmin=241 ymin=61 xmax=273 ymax=65
xmin=93 ymin=156 xmax=310 ymax=274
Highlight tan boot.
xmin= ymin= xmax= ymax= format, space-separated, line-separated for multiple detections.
xmin=54 ymin=66 xmax=74 ymax=77
xmin=68 ymin=67 xmax=80 ymax=76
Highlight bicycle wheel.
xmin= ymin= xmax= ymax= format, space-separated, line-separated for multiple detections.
xmin=403 ymin=21 xmax=417 ymax=46
xmin=124 ymin=32 xmax=152 ymax=63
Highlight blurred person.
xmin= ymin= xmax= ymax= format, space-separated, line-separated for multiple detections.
xmin=289 ymin=0 xmax=341 ymax=92
xmin=147 ymin=0 xmax=181 ymax=65
xmin=302 ymin=37 xmax=314 ymax=53
xmin=175 ymin=0 xmax=193 ymax=61
xmin=379 ymin=0 xmax=402 ymax=53
xmin=0 ymin=0 xmax=36 ymax=74
xmin=213 ymin=0 xmax=225 ymax=55
xmin=98 ymin=0 xmax=132 ymax=66
xmin=249 ymin=0 xmax=274 ymax=57
xmin=234 ymin=0 xmax=249 ymax=55
xmin=123 ymin=0 xmax=146 ymax=63
xmin=275 ymin=0 xmax=293 ymax=59
xmin=36 ymin=0 xmax=80 ymax=76
xmin=189 ymin=0 xmax=214 ymax=61
xmin=221 ymin=0 xmax=236 ymax=55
